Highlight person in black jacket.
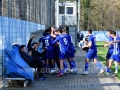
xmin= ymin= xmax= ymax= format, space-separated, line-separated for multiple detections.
xmin=19 ymin=35 xmax=46 ymax=80
xmin=79 ymin=35 xmax=89 ymax=52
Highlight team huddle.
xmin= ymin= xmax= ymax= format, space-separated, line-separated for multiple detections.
xmin=20 ymin=27 xmax=120 ymax=81
xmin=38 ymin=27 xmax=77 ymax=77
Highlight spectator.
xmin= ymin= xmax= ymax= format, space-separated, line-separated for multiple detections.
xmin=77 ymin=31 xmax=84 ymax=47
xmin=77 ymin=31 xmax=80 ymax=42
xmin=20 ymin=35 xmax=46 ymax=80
xmin=80 ymin=32 xmax=84 ymax=41
xmin=81 ymin=35 xmax=89 ymax=52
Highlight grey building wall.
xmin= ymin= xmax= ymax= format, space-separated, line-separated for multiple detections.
xmin=55 ymin=1 xmax=76 ymax=27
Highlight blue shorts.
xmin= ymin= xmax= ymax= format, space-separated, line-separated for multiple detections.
xmin=110 ymin=54 xmax=120 ymax=62
xmin=54 ymin=45 xmax=60 ymax=57
xmin=106 ymin=49 xmax=113 ymax=59
xmin=68 ymin=46 xmax=75 ymax=58
xmin=59 ymin=50 xmax=68 ymax=60
xmin=46 ymin=48 xmax=54 ymax=59
xmin=86 ymin=49 xmax=97 ymax=60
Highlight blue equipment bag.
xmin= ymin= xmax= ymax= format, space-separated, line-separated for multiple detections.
xmin=4 ymin=44 xmax=34 ymax=82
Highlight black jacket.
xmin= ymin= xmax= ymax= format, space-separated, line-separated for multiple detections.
xmin=20 ymin=52 xmax=33 ymax=65
xmin=27 ymin=38 xmax=45 ymax=60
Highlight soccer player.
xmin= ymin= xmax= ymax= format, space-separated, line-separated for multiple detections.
xmin=82 ymin=29 xmax=104 ymax=75
xmin=38 ymin=28 xmax=56 ymax=74
xmin=51 ymin=27 xmax=69 ymax=73
xmin=51 ymin=27 xmax=60 ymax=70
xmin=62 ymin=29 xmax=78 ymax=73
xmin=105 ymin=31 xmax=120 ymax=75
xmin=104 ymin=30 xmax=113 ymax=67
xmin=52 ymin=28 xmax=69 ymax=77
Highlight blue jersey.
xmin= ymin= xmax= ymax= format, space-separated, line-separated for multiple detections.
xmin=67 ymin=34 xmax=74 ymax=47
xmin=109 ymin=36 xmax=114 ymax=49
xmin=52 ymin=34 xmax=69 ymax=53
xmin=113 ymin=37 xmax=120 ymax=55
xmin=54 ymin=34 xmax=60 ymax=56
xmin=88 ymin=35 xmax=97 ymax=51
xmin=39 ymin=35 xmax=53 ymax=49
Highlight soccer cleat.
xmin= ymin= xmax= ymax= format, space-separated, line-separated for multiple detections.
xmin=65 ymin=68 xmax=69 ymax=72
xmin=63 ymin=69 xmax=67 ymax=74
xmin=69 ymin=69 xmax=74 ymax=73
xmin=55 ymin=69 xmax=60 ymax=73
xmin=57 ymin=73 xmax=63 ymax=77
xmin=81 ymin=71 xmax=89 ymax=75
xmin=73 ymin=68 xmax=78 ymax=73
xmin=98 ymin=69 xmax=104 ymax=75
xmin=49 ymin=69 xmax=56 ymax=74
xmin=114 ymin=70 xmax=118 ymax=74
xmin=70 ymin=68 xmax=78 ymax=74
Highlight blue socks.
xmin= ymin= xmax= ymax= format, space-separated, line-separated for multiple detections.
xmin=69 ymin=61 xmax=74 ymax=69
xmin=69 ymin=61 xmax=77 ymax=69
xmin=96 ymin=61 xmax=102 ymax=70
xmin=85 ymin=61 xmax=102 ymax=71
xmin=72 ymin=61 xmax=77 ymax=68
xmin=63 ymin=61 xmax=68 ymax=69
xmin=60 ymin=70 xmax=64 ymax=74
xmin=85 ymin=62 xmax=89 ymax=71
xmin=107 ymin=68 xmax=111 ymax=73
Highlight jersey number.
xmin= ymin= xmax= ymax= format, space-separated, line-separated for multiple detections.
xmin=45 ymin=40 xmax=49 ymax=46
xmin=63 ymin=38 xmax=67 ymax=45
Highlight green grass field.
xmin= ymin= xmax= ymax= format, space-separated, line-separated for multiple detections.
xmin=97 ymin=42 xmax=120 ymax=79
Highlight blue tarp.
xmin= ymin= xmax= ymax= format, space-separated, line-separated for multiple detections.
xmin=4 ymin=44 xmax=34 ymax=82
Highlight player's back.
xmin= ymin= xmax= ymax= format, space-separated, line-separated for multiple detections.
xmin=41 ymin=35 xmax=53 ymax=49
xmin=67 ymin=34 xmax=74 ymax=47
xmin=114 ymin=36 xmax=120 ymax=55
xmin=59 ymin=34 xmax=69 ymax=52
xmin=89 ymin=35 xmax=97 ymax=51
xmin=109 ymin=36 xmax=114 ymax=49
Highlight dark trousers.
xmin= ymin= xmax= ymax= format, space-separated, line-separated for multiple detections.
xmin=29 ymin=57 xmax=45 ymax=78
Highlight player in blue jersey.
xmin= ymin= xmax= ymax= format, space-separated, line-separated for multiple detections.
xmin=51 ymin=27 xmax=60 ymax=70
xmin=82 ymin=29 xmax=104 ymax=75
xmin=52 ymin=28 xmax=69 ymax=77
xmin=104 ymin=30 xmax=114 ymax=67
xmin=38 ymin=28 xmax=56 ymax=74
xmin=51 ymin=27 xmax=69 ymax=74
xmin=62 ymin=30 xmax=78 ymax=73
xmin=105 ymin=31 xmax=120 ymax=75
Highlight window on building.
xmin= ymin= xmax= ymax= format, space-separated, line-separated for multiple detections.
xmin=66 ymin=7 xmax=73 ymax=14
xmin=59 ymin=6 xmax=65 ymax=14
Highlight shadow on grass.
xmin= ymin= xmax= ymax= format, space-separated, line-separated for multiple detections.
xmin=98 ymin=56 xmax=106 ymax=65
